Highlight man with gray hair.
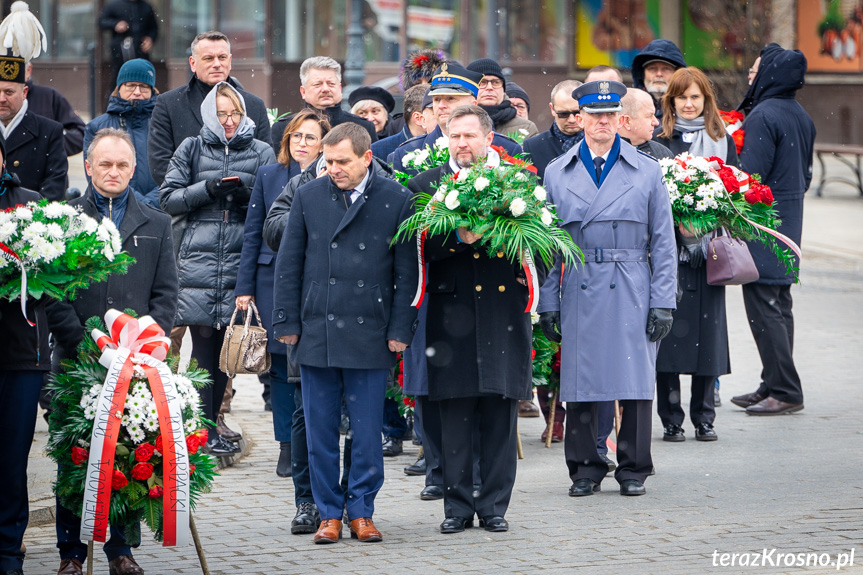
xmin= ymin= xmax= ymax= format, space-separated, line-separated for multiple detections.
xmin=270 ymin=56 xmax=377 ymax=157
xmin=147 ymin=30 xmax=271 ymax=186
xmin=522 ymin=79 xmax=583 ymax=184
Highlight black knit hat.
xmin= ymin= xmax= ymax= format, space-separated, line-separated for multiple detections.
xmin=505 ymin=82 xmax=529 ymax=111
xmin=348 ymin=85 xmax=396 ymax=114
xmin=467 ymin=58 xmax=505 ymax=90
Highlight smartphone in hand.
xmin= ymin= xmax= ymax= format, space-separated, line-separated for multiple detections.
xmin=221 ymin=176 xmax=240 ymax=183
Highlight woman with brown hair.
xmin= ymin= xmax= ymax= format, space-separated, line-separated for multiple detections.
xmin=652 ymin=67 xmax=735 ymax=443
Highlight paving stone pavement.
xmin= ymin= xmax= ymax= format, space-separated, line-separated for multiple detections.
xmin=18 ymin=166 xmax=863 ymax=574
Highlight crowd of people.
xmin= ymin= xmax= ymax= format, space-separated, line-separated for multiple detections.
xmin=0 ymin=4 xmax=816 ymax=572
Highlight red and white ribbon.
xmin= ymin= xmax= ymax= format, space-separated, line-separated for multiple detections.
xmin=522 ymin=249 xmax=539 ymax=314
xmin=81 ymin=310 xmax=190 ymax=547
xmin=0 ymin=241 xmax=33 ymax=326
xmin=410 ymin=230 xmax=427 ymax=308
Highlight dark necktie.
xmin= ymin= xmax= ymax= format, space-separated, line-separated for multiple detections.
xmin=593 ymin=156 xmax=605 ymax=183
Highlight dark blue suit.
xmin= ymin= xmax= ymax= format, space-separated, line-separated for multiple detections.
xmin=389 ymin=125 xmax=522 ymax=178
xmin=372 ymin=125 xmax=411 ymax=161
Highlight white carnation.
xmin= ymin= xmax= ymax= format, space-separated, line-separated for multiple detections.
xmin=456 ymin=169 xmax=470 ymax=182
xmin=432 ymin=189 xmax=445 ymax=203
xmin=541 ymin=207 xmax=553 ymax=226
xmin=474 ymin=176 xmax=490 ymax=191
xmin=444 ymin=190 xmax=461 ymax=210
xmin=533 ymin=185 xmax=547 ymax=201
xmin=514 ymin=172 xmax=527 ymax=182
xmin=509 ymin=197 xmax=527 ymax=217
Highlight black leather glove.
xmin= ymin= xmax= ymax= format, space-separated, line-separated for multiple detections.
xmin=206 ymin=178 xmax=240 ymax=199
xmin=539 ymin=311 xmax=562 ymax=343
xmin=646 ymin=308 xmax=673 ymax=342
xmin=680 ymin=234 xmax=704 ymax=268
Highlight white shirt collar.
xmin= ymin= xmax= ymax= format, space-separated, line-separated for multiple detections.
xmin=349 ymin=167 xmax=372 ymax=203
xmin=447 ymin=146 xmax=501 ymax=173
xmin=587 ymin=145 xmax=610 ymax=162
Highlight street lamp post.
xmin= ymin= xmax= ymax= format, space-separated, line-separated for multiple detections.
xmin=343 ymin=0 xmax=365 ymax=105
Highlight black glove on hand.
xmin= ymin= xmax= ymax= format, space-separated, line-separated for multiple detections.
xmin=646 ymin=308 xmax=673 ymax=342
xmin=539 ymin=311 xmax=562 ymax=343
xmin=684 ymin=243 xmax=704 ymax=268
xmin=206 ymin=178 xmax=240 ymax=199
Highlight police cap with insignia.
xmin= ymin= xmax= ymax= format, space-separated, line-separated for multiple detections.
xmin=426 ymin=62 xmax=481 ymax=98
xmin=572 ymin=80 xmax=627 ymax=113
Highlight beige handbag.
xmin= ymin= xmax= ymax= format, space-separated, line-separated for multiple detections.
xmin=219 ymin=301 xmax=271 ymax=377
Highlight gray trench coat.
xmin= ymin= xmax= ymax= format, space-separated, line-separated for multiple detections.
xmin=538 ymin=138 xmax=677 ymax=402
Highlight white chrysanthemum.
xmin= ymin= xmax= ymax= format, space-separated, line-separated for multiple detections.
xmin=127 ymin=395 xmax=146 ymax=412
xmin=14 ymin=207 xmax=32 ymax=221
xmin=128 ymin=427 xmax=146 ymax=444
xmin=694 ymin=199 xmax=708 ymax=212
xmin=509 ymin=197 xmax=527 ymax=217
xmin=474 ymin=176 xmax=490 ymax=191
xmin=0 ymin=221 xmax=17 ymax=243
xmin=79 ymin=394 xmax=93 ymax=410
xmin=132 ymin=382 xmax=147 ymax=395
xmin=434 ymin=136 xmax=449 ymax=150
xmin=45 ymin=222 xmax=64 ymax=239
xmin=681 ymin=194 xmax=694 ymax=206
xmin=77 ymin=438 xmax=90 ymax=448
xmin=687 ymin=157 xmax=712 ymax=174
xmin=658 ymin=158 xmax=675 ymax=170
xmin=541 ymin=207 xmax=553 ymax=226
xmin=444 ymin=190 xmax=460 ymax=210
xmin=84 ymin=406 xmax=96 ymax=420
xmin=121 ymin=414 xmax=131 ymax=427
xmin=41 ymin=203 xmax=67 ymax=219
xmin=103 ymin=243 xmax=115 ymax=262
xmin=143 ymin=418 xmax=159 ymax=432
xmin=533 ymin=186 xmax=547 ymax=201
xmin=531 ymin=312 xmax=540 ymax=325
xmin=146 ymin=404 xmax=159 ymax=419
xmin=89 ymin=384 xmax=102 ymax=397
xmin=21 ymin=221 xmax=47 ymax=241
xmin=128 ymin=410 xmax=145 ymax=425
xmin=185 ymin=419 xmax=198 ymax=434
xmin=80 ymin=215 xmax=99 ymax=235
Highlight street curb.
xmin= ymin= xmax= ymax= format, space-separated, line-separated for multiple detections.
xmin=27 ymin=416 xmax=250 ymax=527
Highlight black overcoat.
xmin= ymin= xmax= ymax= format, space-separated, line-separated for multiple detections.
xmin=2 ymin=111 xmax=67 ymax=201
xmin=272 ymin=166 xmax=418 ymax=370
xmin=46 ymin=187 xmax=178 ymax=359
xmin=410 ymin=164 xmax=539 ymax=401
xmin=522 ymin=127 xmax=582 ymax=183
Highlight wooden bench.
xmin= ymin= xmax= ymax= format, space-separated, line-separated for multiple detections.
xmin=813 ymin=143 xmax=863 ymax=197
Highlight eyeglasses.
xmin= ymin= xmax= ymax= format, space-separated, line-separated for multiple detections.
xmin=121 ymin=82 xmax=152 ymax=94
xmin=289 ymin=132 xmax=320 ymax=145
xmin=747 ymin=68 xmax=758 ymax=76
xmin=554 ymin=109 xmax=579 ymax=119
xmin=479 ymin=78 xmax=503 ymax=88
xmin=217 ymin=111 xmax=244 ymax=123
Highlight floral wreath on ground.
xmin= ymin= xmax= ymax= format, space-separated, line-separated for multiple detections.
xmin=659 ymin=152 xmax=799 ymax=278
xmin=48 ymin=313 xmax=218 ymax=546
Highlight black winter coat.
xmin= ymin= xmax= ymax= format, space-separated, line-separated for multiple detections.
xmin=522 ymin=127 xmax=583 ymax=183
xmin=159 ymin=126 xmax=276 ymax=329
xmin=26 ymin=81 xmax=86 ymax=157
xmin=2 ymin=112 xmax=67 ymax=201
xmin=46 ymin=188 xmax=178 ymax=360
xmin=409 ymin=165 xmax=540 ymax=401
xmin=270 ymin=103 xmax=377 ymax=157
xmin=0 ymin=185 xmax=53 ymax=371
xmin=84 ymin=96 xmax=159 ymax=207
xmin=632 ymin=39 xmax=687 ymax=119
xmin=653 ymin=129 xmax=739 ymax=167
xmin=148 ymin=76 xmax=271 ymax=187
xmin=98 ymin=0 xmax=158 ymax=61
xmin=738 ymin=44 xmax=815 ymax=285
xmin=272 ymin=167 xmax=417 ymax=369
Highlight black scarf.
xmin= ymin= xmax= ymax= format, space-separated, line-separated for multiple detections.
xmin=550 ymin=121 xmax=582 ymax=153
xmin=480 ymin=102 xmax=517 ymax=129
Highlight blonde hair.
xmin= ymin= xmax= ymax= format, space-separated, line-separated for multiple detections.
xmin=216 ymin=84 xmax=245 ymax=116
xmin=277 ymin=109 xmax=331 ymax=167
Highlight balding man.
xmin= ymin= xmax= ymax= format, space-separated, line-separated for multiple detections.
xmin=619 ymin=89 xmax=673 ymax=160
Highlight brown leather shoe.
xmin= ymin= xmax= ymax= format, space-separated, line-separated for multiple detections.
xmin=216 ymin=413 xmax=242 ymax=442
xmin=518 ymin=399 xmax=540 ymax=418
xmin=58 ymin=558 xmax=83 ymax=575
xmin=746 ymin=397 xmax=803 ymax=415
xmin=313 ymin=519 xmax=342 ymax=544
xmin=730 ymin=390 xmax=765 ymax=408
xmin=108 ymin=555 xmax=144 ymax=575
xmin=349 ymin=517 xmax=383 ymax=542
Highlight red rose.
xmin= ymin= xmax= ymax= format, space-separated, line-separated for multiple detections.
xmin=135 ymin=443 xmax=154 ymax=462
xmin=190 ymin=464 xmax=196 ymax=475
xmin=154 ymin=435 xmax=163 ymax=453
xmin=71 ymin=446 xmax=88 ymax=466
xmin=148 ymin=485 xmax=163 ymax=499
xmin=186 ymin=434 xmax=200 ymax=455
xmin=131 ymin=462 xmax=154 ymax=481
xmin=744 ymin=188 xmax=760 ymax=205
xmin=195 ymin=429 xmax=208 ymax=444
xmin=551 ymin=349 xmax=561 ymax=373
xmin=112 ymin=469 xmax=128 ymax=490
xmin=707 ymin=156 xmax=725 ymax=165
xmin=759 ymin=185 xmax=774 ymax=206
xmin=397 ymin=373 xmax=404 ymax=387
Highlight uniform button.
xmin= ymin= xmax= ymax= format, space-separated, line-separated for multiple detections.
xmin=475 ymin=285 xmax=482 ymax=292
xmin=278 ymin=310 xmax=285 ymax=318
xmin=107 ymin=297 xmax=114 ymax=304
xmin=610 ymin=283 xmax=616 ymax=289
xmin=331 ymin=242 xmax=338 ymax=248
xmin=331 ymin=194 xmax=337 ymax=201
xmin=581 ymin=283 xmax=587 ymax=290
xmin=612 ymin=221 xmax=618 ymax=229
xmin=449 ymin=248 xmax=456 ymax=252
xmin=473 ymin=252 xmax=480 ymax=259
xmin=357 ymin=280 xmax=364 ymax=287
xmin=498 ymin=285 xmax=506 ymax=292
xmin=497 ymin=252 xmax=504 ymax=258
xmin=327 ymin=314 xmax=334 ymax=321
xmin=359 ymin=243 xmax=366 ymax=250
xmin=329 ymin=277 xmax=336 ymax=285
xmin=13 ymin=160 xmax=19 ymax=167
xmin=357 ymin=317 xmax=364 ymax=324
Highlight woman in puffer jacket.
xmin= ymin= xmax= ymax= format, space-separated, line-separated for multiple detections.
xmin=160 ymin=82 xmax=276 ymax=455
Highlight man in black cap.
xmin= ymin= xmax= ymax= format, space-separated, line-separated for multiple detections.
xmin=372 ymin=84 xmax=429 ymax=161
xmin=631 ymin=39 xmax=686 ymax=118
xmin=467 ymin=58 xmax=538 ymax=139
xmin=522 ymin=79 xmax=582 ymax=184
xmin=505 ymin=82 xmax=530 ymax=120
xmin=539 ymin=80 xmax=677 ymax=498
xmin=0 ymin=52 xmax=67 ymax=201
xmin=349 ymin=85 xmax=397 ymax=139
xmin=390 ymin=63 xmax=521 ymax=178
